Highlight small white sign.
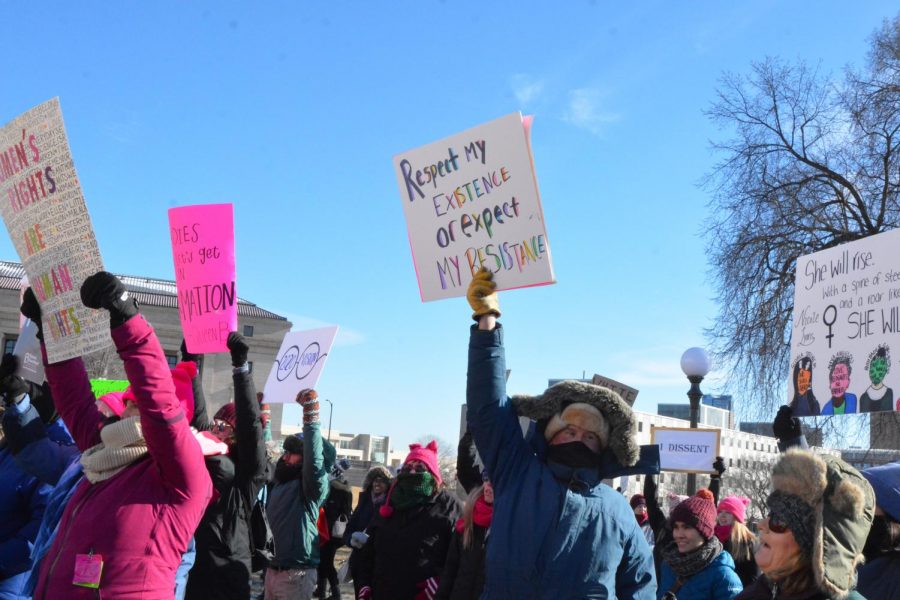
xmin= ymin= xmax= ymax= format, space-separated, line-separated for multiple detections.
xmin=262 ymin=327 xmax=339 ymax=404
xmin=13 ymin=319 xmax=44 ymax=383
xmin=651 ymin=427 xmax=721 ymax=474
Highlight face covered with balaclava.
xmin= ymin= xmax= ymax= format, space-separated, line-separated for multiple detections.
xmin=544 ymin=403 xmax=609 ymax=470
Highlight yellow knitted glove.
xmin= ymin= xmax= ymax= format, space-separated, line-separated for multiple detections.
xmin=466 ymin=268 xmax=501 ymax=321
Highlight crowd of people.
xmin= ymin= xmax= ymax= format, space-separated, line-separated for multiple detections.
xmin=0 ymin=269 xmax=897 ymax=599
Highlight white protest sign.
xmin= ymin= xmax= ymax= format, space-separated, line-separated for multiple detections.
xmin=394 ymin=113 xmax=555 ymax=302
xmin=13 ymin=319 xmax=44 ymax=383
xmin=262 ymin=327 xmax=339 ymax=404
xmin=651 ymin=427 xmax=720 ymax=474
xmin=0 ymin=99 xmax=109 ymax=363
xmin=789 ymin=229 xmax=900 ymax=416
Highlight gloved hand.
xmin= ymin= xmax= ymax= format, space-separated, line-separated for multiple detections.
xmin=296 ymin=388 xmax=319 ymax=425
xmin=466 ymin=268 xmax=501 ymax=321
xmin=414 ymin=577 xmax=440 ymax=600
xmin=0 ymin=373 xmax=28 ymax=406
xmin=226 ymin=332 xmax=249 ymax=368
xmin=180 ymin=339 xmax=201 ymax=364
xmin=80 ymin=271 xmax=139 ymax=327
xmin=711 ymin=456 xmax=726 ymax=479
xmin=773 ymin=405 xmax=801 ymax=441
xmin=357 ymin=586 xmax=372 ymax=600
xmin=20 ymin=288 xmax=44 ymax=340
xmin=350 ymin=531 xmax=369 ymax=549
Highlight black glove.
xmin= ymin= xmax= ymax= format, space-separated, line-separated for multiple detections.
xmin=20 ymin=288 xmax=44 ymax=340
xmin=226 ymin=332 xmax=249 ymax=368
xmin=180 ymin=339 xmax=201 ymax=365
xmin=711 ymin=456 xmax=726 ymax=479
xmin=80 ymin=271 xmax=139 ymax=327
xmin=773 ymin=405 xmax=802 ymax=441
xmin=0 ymin=373 xmax=29 ymax=406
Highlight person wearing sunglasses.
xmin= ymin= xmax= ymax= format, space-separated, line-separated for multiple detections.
xmin=735 ymin=450 xmax=874 ymax=600
xmin=354 ymin=441 xmax=462 ymax=600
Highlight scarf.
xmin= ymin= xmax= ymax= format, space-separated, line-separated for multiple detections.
xmin=715 ymin=524 xmax=732 ymax=544
xmin=457 ymin=496 xmax=493 ymax=533
xmin=546 ymin=441 xmax=599 ymax=469
xmin=81 ymin=417 xmax=148 ymax=483
xmin=390 ymin=472 xmax=436 ymax=511
xmin=636 ymin=512 xmax=649 ymax=526
xmin=371 ymin=491 xmax=386 ymax=506
xmin=661 ymin=536 xmax=723 ymax=579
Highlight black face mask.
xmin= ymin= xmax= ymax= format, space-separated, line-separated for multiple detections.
xmin=274 ymin=459 xmax=303 ymax=483
xmin=546 ymin=441 xmax=600 ymax=469
xmin=864 ymin=515 xmax=900 ymax=559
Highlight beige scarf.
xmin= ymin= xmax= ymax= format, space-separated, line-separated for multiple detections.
xmin=81 ymin=416 xmax=148 ymax=483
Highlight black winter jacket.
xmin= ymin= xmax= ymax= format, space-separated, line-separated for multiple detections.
xmin=434 ymin=525 xmax=487 ymax=600
xmin=356 ymin=489 xmax=462 ymax=600
xmin=323 ymin=478 xmax=353 ymax=540
xmin=185 ymin=368 xmax=267 ymax=600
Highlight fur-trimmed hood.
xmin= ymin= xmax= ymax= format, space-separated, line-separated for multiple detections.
xmin=363 ymin=465 xmax=392 ymax=491
xmin=511 ymin=380 xmax=639 ymax=467
xmin=771 ymin=449 xmax=875 ymax=598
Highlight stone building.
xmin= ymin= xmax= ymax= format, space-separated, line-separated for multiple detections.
xmin=0 ymin=260 xmax=292 ymax=435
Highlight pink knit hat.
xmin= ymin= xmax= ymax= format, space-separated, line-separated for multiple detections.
xmin=403 ymin=440 xmax=442 ymax=485
xmin=99 ymin=361 xmax=196 ymax=421
xmin=717 ymin=496 xmax=751 ymax=523
xmin=98 ymin=391 xmax=128 ymax=417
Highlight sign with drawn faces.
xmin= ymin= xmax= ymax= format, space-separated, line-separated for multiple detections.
xmin=262 ymin=327 xmax=339 ymax=404
xmin=393 ymin=113 xmax=555 ymax=302
xmin=0 ymin=98 xmax=109 ymax=363
xmin=788 ymin=228 xmax=900 ymax=416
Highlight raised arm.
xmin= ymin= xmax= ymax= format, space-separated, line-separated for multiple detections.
xmin=19 ymin=288 xmax=103 ymax=452
xmin=465 ymin=269 xmax=537 ymax=492
xmin=643 ymin=474 xmax=666 ymax=538
xmin=297 ymin=388 xmax=329 ymax=504
xmin=773 ymin=406 xmax=809 ymax=452
xmin=81 ymin=272 xmax=210 ymax=501
xmin=180 ymin=339 xmax=209 ymax=431
xmin=227 ymin=332 xmax=266 ymax=488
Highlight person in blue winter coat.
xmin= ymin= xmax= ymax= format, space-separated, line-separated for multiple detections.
xmin=0 ymin=379 xmax=55 ymax=599
xmin=657 ymin=494 xmax=742 ymax=599
xmin=464 ymin=269 xmax=656 ymax=599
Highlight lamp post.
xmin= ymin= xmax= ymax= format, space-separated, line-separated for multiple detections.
xmin=324 ymin=398 xmax=334 ymax=444
xmin=680 ymin=347 xmax=710 ymax=495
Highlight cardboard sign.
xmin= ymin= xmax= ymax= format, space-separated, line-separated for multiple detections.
xmin=394 ymin=113 xmax=554 ymax=302
xmin=0 ymin=98 xmax=109 ymax=363
xmin=262 ymin=327 xmax=339 ymax=404
xmin=651 ymin=427 xmax=720 ymax=474
xmin=90 ymin=379 xmax=129 ymax=399
xmin=789 ymin=229 xmax=900 ymax=416
xmin=168 ymin=204 xmax=237 ymax=353
xmin=592 ymin=373 xmax=639 ymax=406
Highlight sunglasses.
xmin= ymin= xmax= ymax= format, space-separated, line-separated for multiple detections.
xmin=212 ymin=421 xmax=233 ymax=433
xmin=401 ymin=463 xmax=428 ymax=474
xmin=767 ymin=512 xmax=791 ymax=534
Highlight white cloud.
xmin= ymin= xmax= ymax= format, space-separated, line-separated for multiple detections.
xmin=272 ymin=310 xmax=366 ymax=347
xmin=510 ymin=74 xmax=545 ymax=105
xmin=563 ymin=87 xmax=620 ymax=135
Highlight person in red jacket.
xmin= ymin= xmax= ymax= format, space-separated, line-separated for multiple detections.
xmin=23 ymin=271 xmax=213 ymax=600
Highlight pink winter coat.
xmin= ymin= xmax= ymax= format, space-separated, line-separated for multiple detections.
xmin=33 ymin=316 xmax=212 ymax=599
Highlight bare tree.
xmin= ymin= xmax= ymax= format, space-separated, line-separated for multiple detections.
xmin=719 ymin=458 xmax=778 ymax=523
xmin=703 ymin=15 xmax=900 ymax=438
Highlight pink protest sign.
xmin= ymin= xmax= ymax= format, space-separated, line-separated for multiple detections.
xmin=168 ymin=204 xmax=237 ymax=353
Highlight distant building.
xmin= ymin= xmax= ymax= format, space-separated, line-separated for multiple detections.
xmin=0 ymin=260 xmax=292 ymax=435
xmin=702 ymin=394 xmax=733 ymax=411
xmin=841 ymin=447 xmax=900 ymax=471
xmin=657 ymin=402 xmax=735 ymax=431
xmin=740 ymin=421 xmax=824 ymax=448
xmin=280 ymin=425 xmax=407 ymax=467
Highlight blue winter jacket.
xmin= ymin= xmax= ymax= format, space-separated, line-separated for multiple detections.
xmin=466 ymin=325 xmax=656 ymax=599
xmin=0 ymin=445 xmax=52 ymax=600
xmin=658 ymin=550 xmax=742 ymax=600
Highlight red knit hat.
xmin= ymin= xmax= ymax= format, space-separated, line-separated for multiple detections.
xmin=717 ymin=496 xmax=751 ymax=523
xmin=630 ymin=494 xmax=647 ymax=509
xmin=403 ymin=440 xmax=442 ymax=485
xmin=214 ymin=402 xmax=237 ymax=430
xmin=670 ymin=494 xmax=717 ymax=541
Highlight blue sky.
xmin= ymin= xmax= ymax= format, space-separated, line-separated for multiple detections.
xmin=2 ymin=2 xmax=896 ymax=451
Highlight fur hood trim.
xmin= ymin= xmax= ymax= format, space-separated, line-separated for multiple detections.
xmin=363 ymin=465 xmax=392 ymax=490
xmin=771 ymin=449 xmax=875 ymax=598
xmin=511 ymin=380 xmax=639 ymax=467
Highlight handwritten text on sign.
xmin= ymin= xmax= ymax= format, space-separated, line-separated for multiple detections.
xmin=789 ymin=228 xmax=900 ymax=416
xmin=0 ymin=98 xmax=109 ymax=363
xmin=263 ymin=327 xmax=339 ymax=404
xmin=650 ymin=427 xmax=721 ymax=474
xmin=394 ymin=113 xmax=554 ymax=302
xmin=168 ymin=204 xmax=237 ymax=353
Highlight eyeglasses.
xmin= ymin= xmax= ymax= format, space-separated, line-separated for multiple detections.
xmin=212 ymin=420 xmax=233 ymax=433
xmin=767 ymin=512 xmax=791 ymax=534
